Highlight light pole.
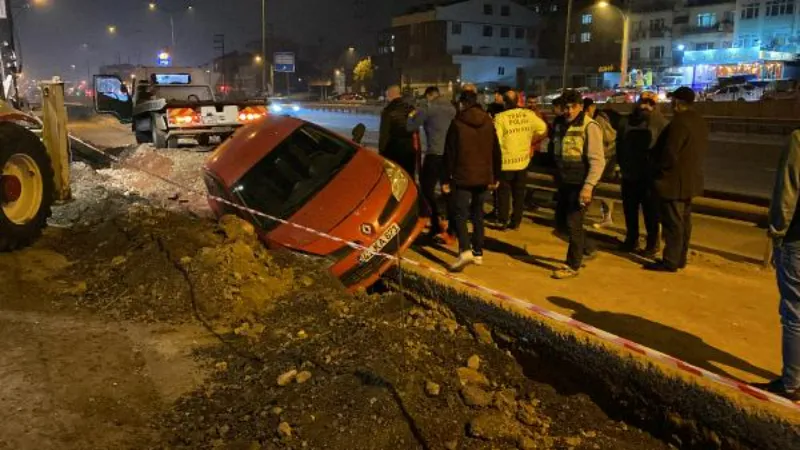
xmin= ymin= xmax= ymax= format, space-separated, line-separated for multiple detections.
xmin=561 ymin=0 xmax=573 ymax=89
xmin=148 ymin=2 xmax=193 ymax=63
xmin=597 ymin=1 xmax=630 ymax=87
xmin=261 ymin=0 xmax=267 ymax=95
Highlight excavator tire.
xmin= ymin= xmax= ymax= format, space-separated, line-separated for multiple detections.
xmin=0 ymin=122 xmax=55 ymax=252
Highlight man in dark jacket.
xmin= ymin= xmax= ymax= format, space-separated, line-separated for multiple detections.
xmin=645 ymin=87 xmax=708 ymax=272
xmin=551 ymin=90 xmax=606 ymax=279
xmin=379 ymin=85 xmax=417 ymax=179
xmin=753 ymin=129 xmax=800 ymax=404
xmin=442 ymin=91 xmax=502 ymax=272
xmin=408 ymin=86 xmax=457 ymax=239
xmin=549 ymin=96 xmax=569 ymax=233
xmin=617 ymin=91 xmax=668 ymax=256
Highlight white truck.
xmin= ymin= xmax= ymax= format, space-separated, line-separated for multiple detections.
xmin=93 ymin=67 xmax=266 ymax=148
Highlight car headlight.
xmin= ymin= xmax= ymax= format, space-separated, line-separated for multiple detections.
xmin=291 ymin=105 xmax=300 ymax=112
xmin=270 ymin=104 xmax=283 ymax=112
xmin=383 ymin=159 xmax=409 ymax=201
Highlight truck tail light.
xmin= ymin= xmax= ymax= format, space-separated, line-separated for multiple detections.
xmin=238 ymin=106 xmax=267 ymax=122
xmin=167 ymin=108 xmax=200 ymax=125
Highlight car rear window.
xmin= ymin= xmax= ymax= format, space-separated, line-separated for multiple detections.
xmin=231 ymin=124 xmax=358 ymax=231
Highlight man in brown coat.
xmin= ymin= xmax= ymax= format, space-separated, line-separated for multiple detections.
xmin=645 ymin=87 xmax=708 ymax=272
xmin=442 ymin=91 xmax=502 ymax=272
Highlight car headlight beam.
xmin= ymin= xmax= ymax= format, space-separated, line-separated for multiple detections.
xmin=382 ymin=160 xmax=408 ymax=201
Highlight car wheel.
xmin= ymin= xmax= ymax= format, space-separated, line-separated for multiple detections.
xmin=151 ymin=115 xmax=167 ymax=148
xmin=737 ymin=97 xmax=747 ymax=102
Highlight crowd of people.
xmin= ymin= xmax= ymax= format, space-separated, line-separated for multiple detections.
xmin=378 ymin=82 xmax=800 ymax=405
xmin=378 ymin=83 xmax=709 ymax=279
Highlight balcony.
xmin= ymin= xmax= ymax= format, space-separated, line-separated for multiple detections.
xmin=649 ymin=28 xmax=668 ymax=38
xmin=681 ymin=21 xmax=734 ymax=35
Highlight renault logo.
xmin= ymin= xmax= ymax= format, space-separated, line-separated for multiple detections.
xmin=360 ymin=223 xmax=374 ymax=235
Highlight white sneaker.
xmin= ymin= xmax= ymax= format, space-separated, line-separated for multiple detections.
xmin=473 ymin=255 xmax=483 ymax=266
xmin=449 ymin=251 xmax=475 ymax=272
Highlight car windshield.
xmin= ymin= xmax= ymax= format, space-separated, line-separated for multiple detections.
xmin=232 ymin=124 xmax=358 ymax=230
xmin=152 ymin=85 xmax=214 ymax=102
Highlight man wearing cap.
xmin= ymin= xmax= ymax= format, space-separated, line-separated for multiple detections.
xmin=617 ymin=91 xmax=668 ymax=256
xmin=551 ymin=90 xmax=606 ymax=279
xmin=645 ymin=86 xmax=708 ymax=272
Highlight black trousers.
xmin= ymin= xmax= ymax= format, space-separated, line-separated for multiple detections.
xmin=659 ymin=200 xmax=692 ymax=269
xmin=559 ymin=184 xmax=596 ymax=270
xmin=451 ymin=186 xmax=488 ymax=255
xmin=621 ymin=179 xmax=660 ymax=248
xmin=420 ymin=155 xmax=444 ymax=234
xmin=497 ymin=170 xmax=527 ymax=227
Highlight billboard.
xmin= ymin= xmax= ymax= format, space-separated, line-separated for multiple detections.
xmin=274 ymin=52 xmax=295 ymax=73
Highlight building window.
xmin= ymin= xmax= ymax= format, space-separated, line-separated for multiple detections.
xmin=534 ymin=5 xmax=540 ymax=13
xmin=501 ymin=5 xmax=510 ymax=16
xmin=766 ymin=0 xmax=794 ymax=16
xmin=722 ymin=41 xmax=732 ymax=48
xmin=649 ymin=18 xmax=665 ymax=30
xmin=484 ymin=3 xmax=493 ymax=15
xmin=649 ymin=45 xmax=665 ymax=59
xmin=452 ymin=22 xmax=462 ymax=35
xmin=723 ymin=11 xmax=735 ymax=23
xmin=483 ymin=25 xmax=493 ymax=37
xmin=695 ymin=42 xmax=714 ymax=50
xmin=696 ymin=12 xmax=716 ymax=27
xmin=630 ymin=47 xmax=641 ymax=61
xmin=581 ymin=13 xmax=592 ymax=25
xmin=462 ymin=45 xmax=473 ymax=54
xmin=500 ymin=48 xmax=510 ymax=56
xmin=515 ymin=27 xmax=525 ymax=39
xmin=580 ymin=31 xmax=591 ymax=43
xmin=498 ymin=66 xmax=505 ymax=76
xmin=501 ymin=27 xmax=510 ymax=38
xmin=741 ymin=2 xmax=759 ymax=19
xmin=569 ymin=33 xmax=576 ymax=43
xmin=550 ymin=4 xmax=558 ymax=12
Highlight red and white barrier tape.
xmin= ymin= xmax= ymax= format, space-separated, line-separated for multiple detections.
xmin=69 ymin=135 xmax=800 ymax=413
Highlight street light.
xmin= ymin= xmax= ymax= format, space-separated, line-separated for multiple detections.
xmin=149 ymin=2 xmax=156 ymax=11
xmin=596 ymin=0 xmax=630 ymax=88
xmin=107 ymin=25 xmax=117 ymax=34
xmin=254 ymin=55 xmax=263 ymax=64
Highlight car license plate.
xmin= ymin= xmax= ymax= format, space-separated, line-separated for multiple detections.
xmin=359 ymin=223 xmax=401 ymax=263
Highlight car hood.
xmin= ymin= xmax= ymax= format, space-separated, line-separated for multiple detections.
xmin=267 ymin=148 xmax=385 ymax=248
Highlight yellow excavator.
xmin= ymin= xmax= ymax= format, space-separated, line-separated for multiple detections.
xmin=0 ymin=81 xmax=70 ymax=251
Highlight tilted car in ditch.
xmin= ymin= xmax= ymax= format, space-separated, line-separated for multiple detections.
xmin=203 ymin=115 xmax=425 ymax=291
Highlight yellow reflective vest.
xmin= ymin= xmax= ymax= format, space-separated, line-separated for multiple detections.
xmin=494 ymin=108 xmax=548 ymax=172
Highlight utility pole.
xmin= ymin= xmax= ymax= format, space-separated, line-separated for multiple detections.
xmin=213 ymin=34 xmax=225 ymax=89
xmin=561 ymin=0 xmax=573 ymax=90
xmin=261 ymin=0 xmax=267 ymax=94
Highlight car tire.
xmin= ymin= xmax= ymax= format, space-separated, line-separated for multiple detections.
xmin=151 ymin=115 xmax=167 ymax=148
xmin=737 ymin=97 xmax=747 ymax=102
xmin=0 ymin=122 xmax=55 ymax=252
xmin=135 ymin=129 xmax=151 ymax=144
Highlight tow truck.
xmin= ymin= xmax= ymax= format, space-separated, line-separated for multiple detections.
xmin=93 ymin=67 xmax=267 ymax=148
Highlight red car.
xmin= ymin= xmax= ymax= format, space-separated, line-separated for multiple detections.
xmin=203 ymin=116 xmax=425 ymax=291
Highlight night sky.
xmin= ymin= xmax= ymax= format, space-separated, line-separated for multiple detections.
xmin=14 ymin=0 xmax=418 ymax=80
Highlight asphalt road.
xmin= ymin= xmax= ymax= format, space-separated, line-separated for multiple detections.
xmin=295 ymin=109 xmax=787 ymax=201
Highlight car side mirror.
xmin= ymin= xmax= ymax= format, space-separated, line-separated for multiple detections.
xmin=351 ymin=123 xmax=366 ymax=144
xmin=93 ymin=74 xmax=133 ymax=124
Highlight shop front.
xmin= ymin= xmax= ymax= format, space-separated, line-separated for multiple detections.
xmin=679 ymin=47 xmax=795 ymax=90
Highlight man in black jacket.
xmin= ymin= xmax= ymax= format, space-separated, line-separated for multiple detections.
xmin=442 ymin=91 xmax=502 ymax=272
xmin=379 ymin=85 xmax=417 ymax=179
xmin=617 ymin=91 xmax=668 ymax=256
xmin=645 ymin=87 xmax=708 ymax=272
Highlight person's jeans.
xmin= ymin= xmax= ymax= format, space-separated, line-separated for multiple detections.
xmin=497 ymin=170 xmax=527 ymax=227
xmin=420 ymin=154 xmax=444 ymax=234
xmin=659 ymin=200 xmax=692 ymax=269
xmin=559 ymin=184 xmax=596 ymax=270
xmin=775 ymin=241 xmax=800 ymax=391
xmin=451 ymin=186 xmax=488 ymax=255
xmin=621 ymin=178 xmax=660 ymax=248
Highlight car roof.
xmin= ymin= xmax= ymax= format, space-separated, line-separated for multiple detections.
xmin=205 ymin=115 xmax=305 ymax=186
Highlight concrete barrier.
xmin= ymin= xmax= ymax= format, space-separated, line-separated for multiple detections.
xmin=392 ymin=269 xmax=800 ymax=449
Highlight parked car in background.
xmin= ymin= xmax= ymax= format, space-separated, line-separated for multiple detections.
xmin=203 ymin=116 xmax=425 ymax=291
xmin=606 ymin=89 xmax=636 ymax=103
xmin=706 ymin=84 xmax=760 ymax=102
xmin=761 ymin=79 xmax=800 ymax=101
xmin=331 ymin=93 xmax=367 ymax=104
